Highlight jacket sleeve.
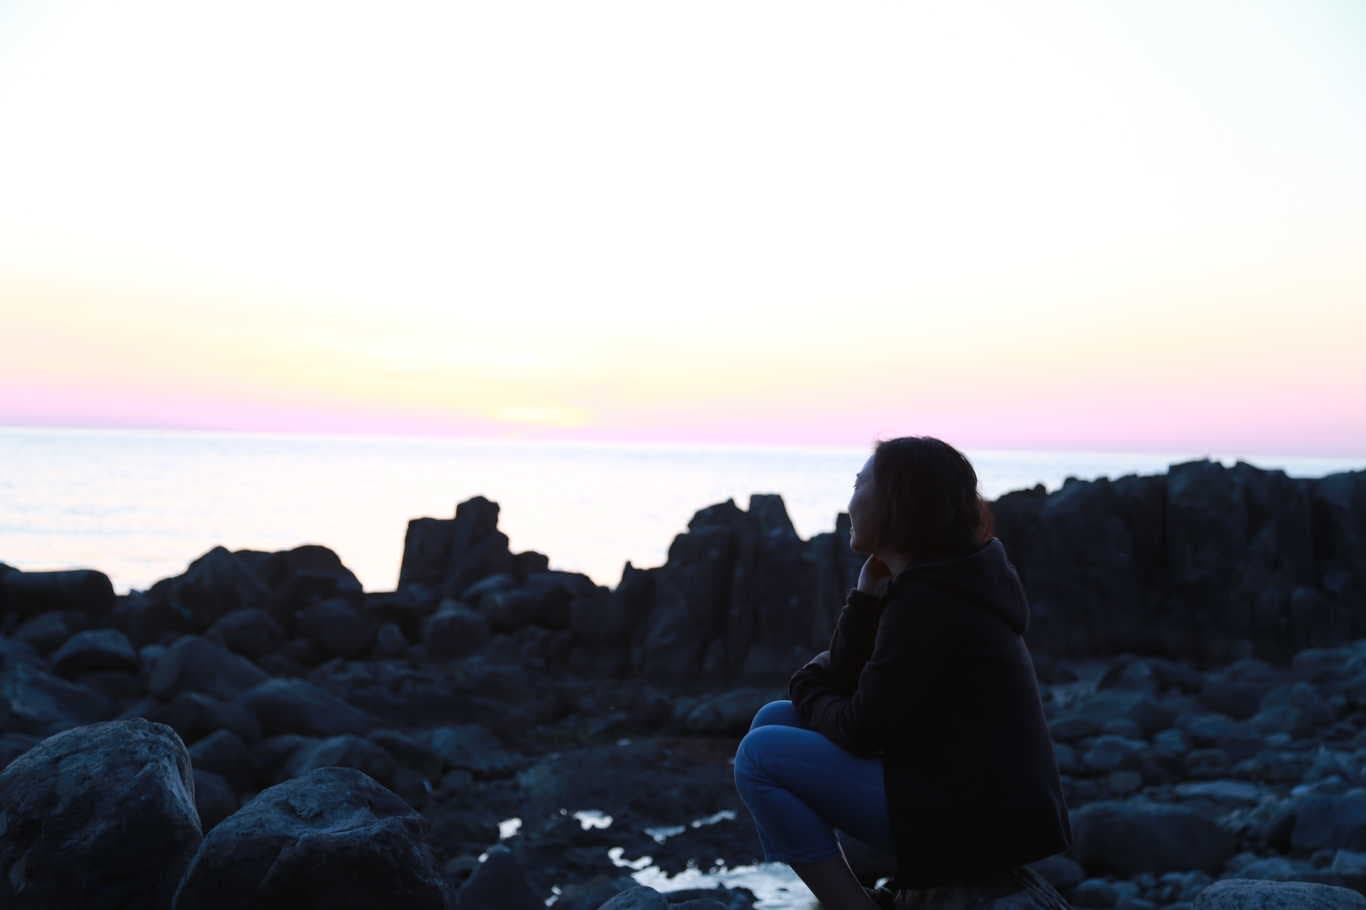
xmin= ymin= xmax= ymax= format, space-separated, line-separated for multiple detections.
xmin=822 ymin=587 xmax=886 ymax=694
xmin=788 ymin=594 xmax=961 ymax=759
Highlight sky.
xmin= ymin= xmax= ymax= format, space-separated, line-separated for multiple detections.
xmin=1 ymin=0 xmax=1363 ymax=457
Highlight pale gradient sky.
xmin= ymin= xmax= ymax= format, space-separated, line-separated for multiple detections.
xmin=1 ymin=0 xmax=1363 ymax=456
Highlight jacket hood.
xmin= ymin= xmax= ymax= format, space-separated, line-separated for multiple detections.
xmin=885 ymin=537 xmax=1031 ymax=635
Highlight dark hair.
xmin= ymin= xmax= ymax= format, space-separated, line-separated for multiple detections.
xmin=866 ymin=436 xmax=995 ymax=563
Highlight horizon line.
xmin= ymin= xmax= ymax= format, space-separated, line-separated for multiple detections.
xmin=2 ymin=419 xmax=1364 ymax=466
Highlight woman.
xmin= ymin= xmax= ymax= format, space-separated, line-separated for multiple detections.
xmin=732 ymin=436 xmax=1072 ymax=910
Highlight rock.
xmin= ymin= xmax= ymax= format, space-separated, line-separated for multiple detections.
xmin=1199 ymin=677 xmax=1276 ymax=721
xmin=1291 ymin=793 xmax=1366 ymax=851
xmin=141 ymin=690 xmax=264 ymax=745
xmin=1072 ymin=877 xmax=1117 ymax=906
xmin=888 ymin=865 xmax=1074 ymax=908
xmin=1071 ymin=800 xmax=1238 ymax=875
xmin=205 ymin=608 xmax=287 ymax=659
xmin=1173 ymin=781 xmax=1264 ymax=805
xmin=1 ymin=569 xmax=116 ymax=617
xmin=1293 ymin=647 xmax=1360 ymax=683
xmin=0 ymin=717 xmax=201 ymax=909
xmin=1081 ymin=735 xmax=1147 ymax=773
xmin=172 ymin=766 xmax=445 ymax=910
xmin=552 ymin=874 xmax=638 ymax=910
xmin=0 ymin=658 xmax=117 ymax=735
xmin=400 ymin=496 xmax=540 ymax=599
xmin=236 ymin=677 xmax=375 ymax=737
xmin=373 ymin=622 xmax=409 ymax=658
xmin=431 ymin=723 xmax=525 ymax=777
xmin=680 ymin=688 xmax=779 ymax=736
xmin=0 ymin=732 xmax=39 ymax=770
xmin=251 ymin=544 xmax=366 ymax=630
xmin=296 ymin=598 xmax=376 ymax=660
xmin=12 ymin=610 xmax=78 ymax=654
xmin=1098 ymin=658 xmax=1161 ymax=695
xmin=1191 ymin=878 xmax=1366 ymax=908
xmin=148 ymin=635 xmax=269 ymax=701
xmin=600 ymin=887 xmax=671 ymax=910
xmin=1235 ymin=855 xmax=1341 ymax=885
xmin=454 ymin=843 xmax=542 ymax=910
xmin=114 ymin=590 xmax=194 ymax=645
xmin=1330 ymin=849 xmax=1366 ymax=891
xmin=281 ymin=734 xmax=397 ymax=789
xmin=193 ymin=768 xmax=239 ymax=831
xmin=50 ymin=628 xmax=139 ymax=677
xmin=1028 ymin=854 xmax=1085 ymax=891
xmin=146 ymin=546 xmax=271 ymax=630
xmin=188 ymin=729 xmax=256 ymax=791
xmin=423 ymin=600 xmax=491 ymax=659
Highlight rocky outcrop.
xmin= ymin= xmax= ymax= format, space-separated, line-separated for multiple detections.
xmin=992 ymin=460 xmax=1366 ymax=664
xmin=1192 ymin=877 xmax=1366 ymax=908
xmin=0 ymin=717 xmax=201 ymax=909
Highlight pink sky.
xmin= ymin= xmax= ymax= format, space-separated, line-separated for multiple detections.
xmin=2 ymin=2 xmax=1364 ymax=458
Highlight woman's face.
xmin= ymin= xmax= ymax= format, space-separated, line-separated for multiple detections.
xmin=847 ymin=454 xmax=878 ymax=554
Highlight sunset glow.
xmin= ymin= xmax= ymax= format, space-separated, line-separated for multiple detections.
xmin=2 ymin=1 xmax=1363 ymax=455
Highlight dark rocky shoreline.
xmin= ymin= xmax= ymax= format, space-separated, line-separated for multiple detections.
xmin=2 ymin=456 xmax=1365 ymax=908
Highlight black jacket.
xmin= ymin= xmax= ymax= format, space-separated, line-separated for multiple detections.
xmin=787 ymin=537 xmax=1072 ymax=890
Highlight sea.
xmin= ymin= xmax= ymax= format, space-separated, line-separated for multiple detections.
xmin=2 ymin=426 xmax=1361 ymax=597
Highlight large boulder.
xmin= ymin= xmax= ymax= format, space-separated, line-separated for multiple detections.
xmin=50 ymin=628 xmax=139 ymax=677
xmin=1192 ymin=878 xmax=1366 ymax=908
xmin=236 ymin=677 xmax=375 ymax=737
xmin=423 ymin=600 xmax=491 ymax=660
xmin=0 ymin=657 xmax=117 ymax=735
xmin=1291 ymin=793 xmax=1366 ymax=852
xmin=1070 ymin=799 xmax=1238 ymax=875
xmin=148 ymin=635 xmax=269 ymax=701
xmin=171 ymin=766 xmax=445 ymax=910
xmin=145 ymin=546 xmax=271 ymax=631
xmin=0 ymin=717 xmax=202 ymax=909
xmin=295 ymin=598 xmax=376 ymax=659
xmin=454 ymin=843 xmax=542 ymax=910
xmin=280 ymin=734 xmax=397 ymax=789
xmin=1 ymin=569 xmax=116 ymax=617
xmin=141 ymin=690 xmax=264 ymax=745
xmin=246 ymin=544 xmax=366 ymax=631
xmin=205 ymin=608 xmax=287 ymax=659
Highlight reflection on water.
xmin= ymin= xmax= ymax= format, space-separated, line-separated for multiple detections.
xmin=509 ymin=808 xmax=870 ymax=909
xmin=575 ymin=810 xmax=614 ymax=830
xmin=607 ymin=809 xmax=816 ymax=910
xmin=645 ymin=809 xmax=737 ymax=844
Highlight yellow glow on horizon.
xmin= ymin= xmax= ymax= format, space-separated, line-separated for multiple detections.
xmin=1 ymin=0 xmax=1364 ymax=454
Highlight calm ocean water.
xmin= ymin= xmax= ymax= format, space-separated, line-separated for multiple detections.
xmin=1 ymin=426 xmax=1361 ymax=597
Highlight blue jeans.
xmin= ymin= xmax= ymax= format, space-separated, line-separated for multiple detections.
xmin=733 ymin=699 xmax=896 ymax=865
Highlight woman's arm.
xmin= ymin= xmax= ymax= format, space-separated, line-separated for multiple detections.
xmin=790 ymin=595 xmax=961 ymax=758
xmin=821 ymin=587 xmax=885 ymax=693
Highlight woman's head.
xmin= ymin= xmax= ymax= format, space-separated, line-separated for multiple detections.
xmin=847 ymin=436 xmax=994 ymax=563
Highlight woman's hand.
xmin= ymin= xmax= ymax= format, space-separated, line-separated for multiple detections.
xmin=857 ymin=554 xmax=892 ymax=596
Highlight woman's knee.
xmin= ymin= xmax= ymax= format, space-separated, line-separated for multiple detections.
xmin=734 ymin=723 xmax=786 ymax=782
xmin=749 ymin=699 xmax=800 ymax=731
